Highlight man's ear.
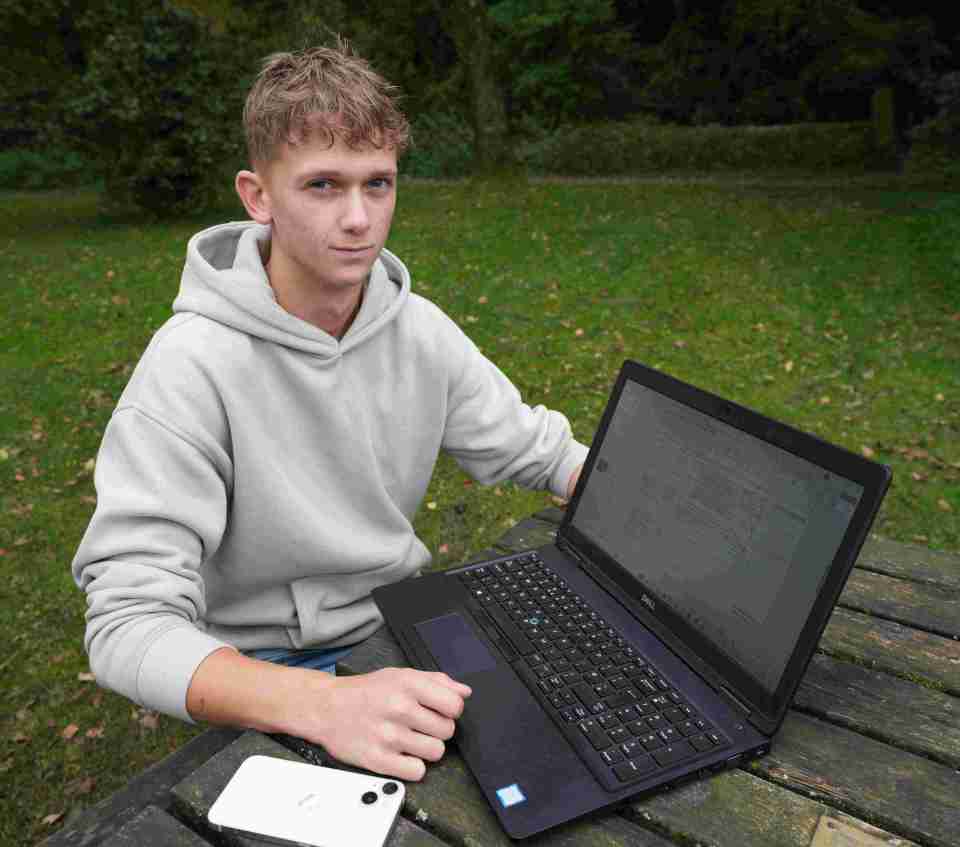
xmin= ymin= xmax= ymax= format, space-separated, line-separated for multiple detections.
xmin=235 ymin=169 xmax=273 ymax=224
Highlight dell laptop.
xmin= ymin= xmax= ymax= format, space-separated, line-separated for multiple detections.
xmin=372 ymin=359 xmax=891 ymax=839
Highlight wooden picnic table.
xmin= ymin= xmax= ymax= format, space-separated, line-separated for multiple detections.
xmin=42 ymin=507 xmax=960 ymax=847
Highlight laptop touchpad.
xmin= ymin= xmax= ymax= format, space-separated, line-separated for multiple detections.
xmin=415 ymin=612 xmax=498 ymax=676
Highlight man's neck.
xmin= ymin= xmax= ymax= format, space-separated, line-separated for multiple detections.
xmin=265 ymin=255 xmax=365 ymax=341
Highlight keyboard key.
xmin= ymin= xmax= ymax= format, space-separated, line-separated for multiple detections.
xmin=646 ymin=714 xmax=667 ymax=730
xmin=620 ymin=739 xmax=644 ymax=758
xmin=639 ymin=732 xmax=664 ymax=751
xmin=652 ymin=740 xmax=696 ymax=768
xmin=579 ymin=719 xmax=612 ymax=751
xmin=613 ymin=755 xmax=656 ymax=783
xmin=572 ymin=683 xmax=601 ymax=707
xmin=677 ymin=720 xmax=699 ymax=737
xmin=658 ymin=727 xmax=679 ymax=744
xmin=664 ymin=708 xmax=686 ymax=724
xmin=608 ymin=726 xmax=631 ymax=744
xmin=601 ymin=748 xmax=625 ymax=766
xmin=616 ymin=706 xmax=639 ymax=722
xmin=690 ymin=734 xmax=715 ymax=752
xmin=597 ymin=714 xmax=620 ymax=730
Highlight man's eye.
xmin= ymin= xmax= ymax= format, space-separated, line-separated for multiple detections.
xmin=309 ymin=179 xmax=332 ymax=190
xmin=369 ymin=178 xmax=393 ymax=190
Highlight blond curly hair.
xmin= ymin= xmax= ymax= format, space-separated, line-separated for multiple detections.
xmin=243 ymin=38 xmax=411 ymax=166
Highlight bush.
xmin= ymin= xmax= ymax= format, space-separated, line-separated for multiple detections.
xmin=520 ymin=119 xmax=879 ymax=176
xmin=402 ymin=112 xmax=475 ymax=179
xmin=0 ymin=148 xmax=94 ymax=191
xmin=61 ymin=1 xmax=247 ymax=217
xmin=905 ymin=73 xmax=960 ymax=184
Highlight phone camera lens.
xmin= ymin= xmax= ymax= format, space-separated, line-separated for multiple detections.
xmin=361 ymin=791 xmax=378 ymax=805
xmin=382 ymin=782 xmax=398 ymax=795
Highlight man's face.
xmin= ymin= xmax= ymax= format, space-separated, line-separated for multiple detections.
xmin=256 ymin=134 xmax=398 ymax=294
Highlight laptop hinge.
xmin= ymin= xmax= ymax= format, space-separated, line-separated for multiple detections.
xmin=557 ymin=536 xmax=590 ymax=568
xmin=719 ymin=684 xmax=752 ymax=718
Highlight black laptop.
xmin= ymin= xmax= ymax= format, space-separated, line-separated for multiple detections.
xmin=372 ymin=360 xmax=891 ymax=839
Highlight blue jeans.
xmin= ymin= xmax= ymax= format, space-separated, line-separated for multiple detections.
xmin=246 ymin=645 xmax=354 ymax=675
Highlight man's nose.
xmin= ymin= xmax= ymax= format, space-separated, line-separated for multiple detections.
xmin=341 ymin=190 xmax=370 ymax=231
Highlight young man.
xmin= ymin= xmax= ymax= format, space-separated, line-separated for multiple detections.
xmin=72 ymin=42 xmax=586 ymax=782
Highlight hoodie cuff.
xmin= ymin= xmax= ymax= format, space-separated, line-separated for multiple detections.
xmin=137 ymin=626 xmax=236 ymax=723
xmin=550 ymin=440 xmax=590 ymax=501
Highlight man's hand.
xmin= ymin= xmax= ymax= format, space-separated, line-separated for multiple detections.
xmin=297 ymin=667 xmax=471 ymax=781
xmin=566 ymin=464 xmax=583 ymax=500
xmin=186 ymin=648 xmax=471 ymax=782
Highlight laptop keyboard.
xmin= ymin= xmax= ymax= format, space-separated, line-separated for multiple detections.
xmin=456 ymin=552 xmax=729 ymax=792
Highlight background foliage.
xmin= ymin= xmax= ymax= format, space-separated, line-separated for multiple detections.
xmin=2 ymin=0 xmax=959 ymax=210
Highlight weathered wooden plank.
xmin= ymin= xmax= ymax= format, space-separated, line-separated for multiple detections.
xmin=749 ymin=711 xmax=960 ymax=847
xmin=818 ymin=607 xmax=960 ymax=695
xmin=795 ymin=654 xmax=960 ymax=769
xmin=492 ymin=511 xmax=563 ymax=554
xmin=99 ymin=805 xmax=210 ymax=847
xmin=858 ymin=536 xmax=960 ymax=591
xmin=38 ymin=727 xmax=241 ymax=847
xmin=339 ymin=624 xmax=408 ymax=675
xmin=171 ymin=732 xmax=447 ymax=847
xmin=628 ymin=768 xmax=918 ymax=847
xmin=838 ymin=568 xmax=960 ymax=639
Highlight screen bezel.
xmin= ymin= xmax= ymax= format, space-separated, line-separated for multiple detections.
xmin=560 ymin=360 xmax=891 ymax=734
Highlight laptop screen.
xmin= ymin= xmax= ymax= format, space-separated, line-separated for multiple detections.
xmin=570 ymin=378 xmax=864 ymax=695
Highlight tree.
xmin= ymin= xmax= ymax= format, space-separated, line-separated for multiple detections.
xmin=61 ymin=0 xmax=248 ymax=214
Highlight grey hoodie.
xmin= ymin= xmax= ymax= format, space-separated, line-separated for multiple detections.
xmin=72 ymin=221 xmax=588 ymax=722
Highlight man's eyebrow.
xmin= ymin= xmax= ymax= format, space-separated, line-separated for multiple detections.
xmin=298 ymin=168 xmax=398 ymax=181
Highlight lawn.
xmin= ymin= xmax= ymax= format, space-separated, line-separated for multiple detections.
xmin=1 ymin=175 xmax=958 ymax=844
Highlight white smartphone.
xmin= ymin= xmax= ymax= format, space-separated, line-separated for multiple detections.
xmin=207 ymin=755 xmax=405 ymax=847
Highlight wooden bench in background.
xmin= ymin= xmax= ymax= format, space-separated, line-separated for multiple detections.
xmin=41 ymin=508 xmax=960 ymax=847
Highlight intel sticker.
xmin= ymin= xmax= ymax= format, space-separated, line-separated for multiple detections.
xmin=496 ymin=784 xmax=526 ymax=808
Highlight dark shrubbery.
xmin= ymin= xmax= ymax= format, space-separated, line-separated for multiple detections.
xmin=61 ymin=1 xmax=247 ymax=216
xmin=402 ymin=112 xmax=475 ymax=178
xmin=906 ymin=73 xmax=960 ymax=183
xmin=520 ymin=119 xmax=878 ymax=176
xmin=0 ymin=148 xmax=92 ymax=191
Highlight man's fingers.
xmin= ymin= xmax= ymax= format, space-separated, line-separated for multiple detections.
xmin=416 ymin=674 xmax=470 ymax=718
xmin=408 ymin=706 xmax=456 ymax=741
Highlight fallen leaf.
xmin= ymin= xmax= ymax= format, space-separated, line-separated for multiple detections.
xmin=83 ymin=458 xmax=96 ymax=473
xmin=477 ymin=295 xmax=488 ymax=304
xmin=784 ymin=360 xmax=794 ymax=373
xmin=0 ymin=448 xmax=8 ymax=461
xmin=438 ymin=544 xmax=449 ymax=555
xmin=106 ymin=269 xmax=115 ymax=279
xmin=911 ymin=471 xmax=928 ymax=482
xmin=91 ymin=693 xmax=103 ymax=707
xmin=937 ymin=499 xmax=953 ymax=512
xmin=41 ymin=812 xmax=63 ymax=827
xmin=575 ymin=328 xmax=585 ymax=337
xmin=139 ymin=711 xmax=159 ymax=730
xmin=84 ymin=726 xmax=104 ymax=740
xmin=13 ymin=732 xmax=30 ymax=744
xmin=860 ymin=446 xmax=875 ymax=459
xmin=913 ymin=534 xmax=929 ymax=542
xmin=110 ymin=294 xmax=129 ymax=306
xmin=61 ymin=723 xmax=79 ymax=740
xmin=819 ymin=396 xmax=831 ymax=405
xmin=77 ymin=672 xmax=95 ymax=682
xmin=935 ymin=393 xmax=944 ymax=402
xmin=465 ymin=315 xmax=478 ymax=323
xmin=0 ymin=758 xmax=13 ymax=773
xmin=426 ymin=501 xmax=437 ymax=511
xmin=493 ymin=487 xmax=503 ymax=497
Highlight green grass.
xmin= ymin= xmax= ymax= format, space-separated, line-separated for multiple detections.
xmin=1 ymin=176 xmax=958 ymax=843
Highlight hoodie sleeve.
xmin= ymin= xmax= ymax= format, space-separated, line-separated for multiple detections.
xmin=71 ymin=404 xmax=235 ymax=722
xmin=439 ymin=316 xmax=589 ymax=498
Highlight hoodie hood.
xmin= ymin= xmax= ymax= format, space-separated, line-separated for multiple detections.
xmin=172 ymin=221 xmax=409 ymax=357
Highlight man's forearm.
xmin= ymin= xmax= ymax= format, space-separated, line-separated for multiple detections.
xmin=186 ymin=646 xmax=334 ymax=733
